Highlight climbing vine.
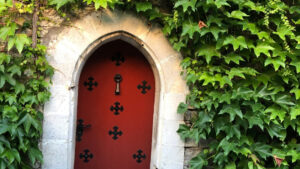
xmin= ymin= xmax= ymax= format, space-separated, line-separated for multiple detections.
xmin=0 ymin=0 xmax=53 ymax=168
xmin=0 ymin=0 xmax=299 ymax=168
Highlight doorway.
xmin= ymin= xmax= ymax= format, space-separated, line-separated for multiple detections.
xmin=74 ymin=40 xmax=155 ymax=169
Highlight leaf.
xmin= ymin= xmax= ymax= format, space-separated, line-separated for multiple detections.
xmin=229 ymin=10 xmax=249 ymax=20
xmin=243 ymin=1 xmax=265 ymax=12
xmin=7 ymin=37 xmax=15 ymax=51
xmin=181 ymin=22 xmax=200 ymax=38
xmin=226 ymin=67 xmax=257 ymax=80
xmin=218 ymin=139 xmax=238 ymax=155
xmin=94 ymin=0 xmax=109 ymax=9
xmin=135 ymin=2 xmax=152 ymax=12
xmin=196 ymin=44 xmax=221 ymax=63
xmin=246 ymin=113 xmax=264 ymax=130
xmin=224 ymin=124 xmax=241 ymax=139
xmin=255 ymin=85 xmax=275 ymax=100
xmin=37 ymin=92 xmax=50 ymax=102
xmin=274 ymin=25 xmax=294 ymax=40
xmin=257 ymin=31 xmax=270 ymax=40
xmin=19 ymin=114 xmax=40 ymax=133
xmin=265 ymin=105 xmax=286 ymax=122
xmin=242 ymin=22 xmax=259 ymax=34
xmin=223 ymin=36 xmax=247 ymax=51
xmin=189 ymin=153 xmax=208 ymax=169
xmin=7 ymin=65 xmax=21 ymax=77
xmin=287 ymin=149 xmax=300 ymax=163
xmin=3 ymin=149 xmax=15 ymax=164
xmin=177 ymin=103 xmax=188 ymax=114
xmin=254 ymin=42 xmax=274 ymax=57
xmin=290 ymin=106 xmax=300 ymax=120
xmin=251 ymin=143 xmax=272 ymax=160
xmin=4 ymin=74 xmax=16 ymax=86
xmin=273 ymin=94 xmax=295 ymax=106
xmin=264 ymin=56 xmax=285 ymax=71
xmin=224 ymin=53 xmax=245 ymax=64
xmin=49 ymin=0 xmax=75 ymax=9
xmin=266 ymin=123 xmax=286 ymax=140
xmin=0 ymin=53 xmax=10 ymax=64
xmin=15 ymin=34 xmax=31 ymax=53
xmin=5 ymin=94 xmax=16 ymax=105
xmin=219 ymin=104 xmax=243 ymax=121
xmin=214 ymin=0 xmax=230 ymax=8
xmin=28 ymin=147 xmax=43 ymax=164
xmin=0 ymin=123 xmax=9 ymax=135
xmin=199 ymin=26 xmax=226 ymax=40
xmin=290 ymin=56 xmax=300 ymax=73
xmin=225 ymin=162 xmax=236 ymax=169
xmin=0 ymin=75 xmax=5 ymax=88
xmin=174 ymin=0 xmax=197 ymax=12
xmin=206 ymin=16 xmax=222 ymax=27
xmin=14 ymin=82 xmax=25 ymax=94
xmin=0 ymin=23 xmax=16 ymax=40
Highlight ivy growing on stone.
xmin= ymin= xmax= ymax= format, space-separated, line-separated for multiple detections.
xmin=1 ymin=0 xmax=299 ymax=168
xmin=0 ymin=0 xmax=53 ymax=168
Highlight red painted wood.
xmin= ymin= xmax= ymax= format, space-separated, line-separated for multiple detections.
xmin=74 ymin=40 xmax=155 ymax=169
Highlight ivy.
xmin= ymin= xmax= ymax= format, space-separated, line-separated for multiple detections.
xmin=0 ymin=0 xmax=53 ymax=168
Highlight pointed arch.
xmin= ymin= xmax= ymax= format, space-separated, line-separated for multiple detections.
xmin=41 ymin=10 xmax=188 ymax=169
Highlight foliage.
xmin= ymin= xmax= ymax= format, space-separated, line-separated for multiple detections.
xmin=1 ymin=0 xmax=300 ymax=168
xmin=166 ymin=0 xmax=300 ymax=168
xmin=0 ymin=0 xmax=53 ymax=168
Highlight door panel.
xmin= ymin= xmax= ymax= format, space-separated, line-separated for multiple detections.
xmin=74 ymin=40 xmax=155 ymax=169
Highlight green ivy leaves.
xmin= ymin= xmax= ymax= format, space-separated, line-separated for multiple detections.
xmin=0 ymin=1 xmax=53 ymax=168
xmin=171 ymin=0 xmax=300 ymax=168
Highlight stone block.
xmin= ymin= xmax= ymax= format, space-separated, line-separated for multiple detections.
xmin=42 ymin=114 xmax=69 ymax=140
xmin=160 ymin=120 xmax=184 ymax=146
xmin=44 ymin=85 xmax=71 ymax=116
xmin=42 ymin=140 xmax=69 ymax=169
xmin=184 ymin=147 xmax=202 ymax=169
xmin=159 ymin=145 xmax=184 ymax=169
xmin=161 ymin=93 xmax=186 ymax=121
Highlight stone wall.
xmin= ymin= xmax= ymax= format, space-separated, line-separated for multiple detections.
xmin=40 ymin=7 xmax=202 ymax=169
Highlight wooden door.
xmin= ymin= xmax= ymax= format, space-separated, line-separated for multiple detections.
xmin=74 ymin=40 xmax=155 ymax=169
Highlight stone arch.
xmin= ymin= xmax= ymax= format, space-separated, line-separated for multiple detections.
xmin=41 ymin=9 xmax=188 ymax=169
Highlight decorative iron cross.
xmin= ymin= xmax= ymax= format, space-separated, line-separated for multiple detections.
xmin=133 ymin=149 xmax=146 ymax=163
xmin=79 ymin=149 xmax=93 ymax=163
xmin=110 ymin=102 xmax=124 ymax=115
xmin=108 ymin=126 xmax=123 ymax=140
xmin=84 ymin=77 xmax=98 ymax=91
xmin=111 ymin=53 xmax=125 ymax=66
xmin=137 ymin=80 xmax=151 ymax=94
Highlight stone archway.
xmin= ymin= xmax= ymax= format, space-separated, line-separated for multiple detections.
xmin=41 ymin=9 xmax=188 ymax=169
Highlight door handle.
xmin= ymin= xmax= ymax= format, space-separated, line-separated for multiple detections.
xmin=76 ymin=119 xmax=91 ymax=142
xmin=114 ymin=74 xmax=122 ymax=95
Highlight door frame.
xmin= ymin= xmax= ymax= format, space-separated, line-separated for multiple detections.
xmin=41 ymin=10 xmax=188 ymax=169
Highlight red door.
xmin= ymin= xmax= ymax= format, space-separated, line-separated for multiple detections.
xmin=74 ymin=40 xmax=155 ymax=169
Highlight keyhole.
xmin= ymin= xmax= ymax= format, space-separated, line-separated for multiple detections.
xmin=114 ymin=74 xmax=122 ymax=95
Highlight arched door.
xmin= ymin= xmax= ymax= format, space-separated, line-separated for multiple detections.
xmin=74 ymin=40 xmax=155 ymax=169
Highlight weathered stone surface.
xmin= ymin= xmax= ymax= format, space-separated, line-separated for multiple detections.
xmin=40 ymin=8 xmax=199 ymax=169
xmin=184 ymin=148 xmax=202 ymax=169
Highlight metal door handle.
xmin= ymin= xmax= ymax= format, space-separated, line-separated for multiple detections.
xmin=114 ymin=74 xmax=122 ymax=95
xmin=76 ymin=119 xmax=91 ymax=142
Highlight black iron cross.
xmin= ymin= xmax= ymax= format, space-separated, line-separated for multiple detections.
xmin=84 ymin=77 xmax=98 ymax=91
xmin=108 ymin=126 xmax=123 ymax=140
xmin=110 ymin=102 xmax=124 ymax=115
xmin=137 ymin=80 xmax=151 ymax=94
xmin=111 ymin=53 xmax=125 ymax=66
xmin=133 ymin=149 xmax=146 ymax=163
xmin=79 ymin=149 xmax=93 ymax=163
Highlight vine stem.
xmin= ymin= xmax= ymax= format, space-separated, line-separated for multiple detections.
xmin=32 ymin=0 xmax=39 ymax=48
